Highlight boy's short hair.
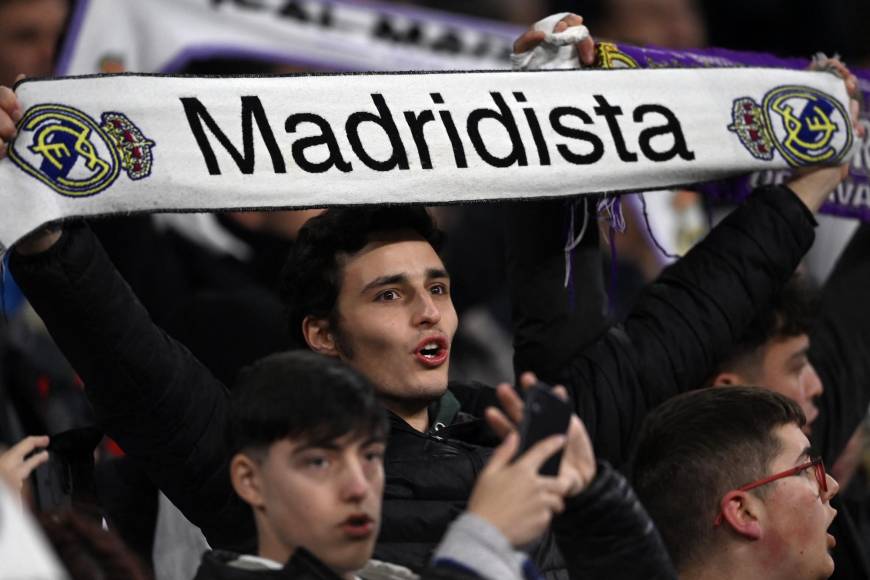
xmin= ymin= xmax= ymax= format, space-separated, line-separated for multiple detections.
xmin=230 ymin=350 xmax=388 ymax=454
xmin=631 ymin=387 xmax=806 ymax=570
xmin=718 ymin=274 xmax=819 ymax=373
xmin=279 ymin=206 xmax=444 ymax=347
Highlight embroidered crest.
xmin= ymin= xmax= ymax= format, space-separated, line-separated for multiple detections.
xmin=596 ymin=42 xmax=639 ymax=70
xmin=9 ymin=104 xmax=154 ymax=197
xmin=728 ymin=98 xmax=775 ymax=161
xmin=729 ymin=85 xmax=852 ymax=167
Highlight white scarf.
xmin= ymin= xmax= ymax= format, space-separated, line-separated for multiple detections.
xmin=0 ymin=66 xmax=854 ymax=252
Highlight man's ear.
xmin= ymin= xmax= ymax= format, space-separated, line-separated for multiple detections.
xmin=302 ymin=316 xmax=339 ymax=357
xmin=719 ymin=490 xmax=763 ymax=540
xmin=231 ymin=453 xmax=266 ymax=510
xmin=711 ymin=371 xmax=744 ymax=387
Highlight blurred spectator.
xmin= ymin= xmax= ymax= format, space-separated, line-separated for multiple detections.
xmin=0 ymin=0 xmax=69 ymax=86
xmin=38 ymin=510 xmax=151 ymax=580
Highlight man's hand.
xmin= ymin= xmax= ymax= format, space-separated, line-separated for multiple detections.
xmin=467 ymin=431 xmax=569 ymax=546
xmin=787 ymin=58 xmax=865 ymax=212
xmin=486 ymin=372 xmax=597 ymax=497
xmin=0 ymin=435 xmax=49 ymax=493
xmin=0 ymin=76 xmax=23 ymax=160
xmin=1 ymin=75 xmax=63 ymax=255
xmin=513 ymin=13 xmax=596 ymax=66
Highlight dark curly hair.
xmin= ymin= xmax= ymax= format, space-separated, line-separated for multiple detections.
xmin=280 ymin=206 xmax=444 ymax=348
xmin=717 ymin=274 xmax=819 ymax=374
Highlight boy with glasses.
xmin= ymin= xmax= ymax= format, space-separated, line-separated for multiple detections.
xmin=632 ymin=387 xmax=839 ymax=580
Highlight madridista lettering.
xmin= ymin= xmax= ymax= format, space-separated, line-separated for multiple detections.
xmin=180 ymin=91 xmax=696 ymax=176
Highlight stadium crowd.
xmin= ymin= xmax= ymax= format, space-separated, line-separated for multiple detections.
xmin=1 ymin=0 xmax=870 ymax=579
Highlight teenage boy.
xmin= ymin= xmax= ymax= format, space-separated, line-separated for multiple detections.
xmin=631 ymin=387 xmax=839 ymax=580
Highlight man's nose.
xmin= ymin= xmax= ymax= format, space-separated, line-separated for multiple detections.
xmin=412 ymin=292 xmax=441 ymax=327
xmin=804 ymin=362 xmax=824 ymax=399
xmin=340 ymin=459 xmax=371 ymax=502
xmin=823 ymin=472 xmax=840 ymax=502
xmin=37 ymin=38 xmax=57 ymax=75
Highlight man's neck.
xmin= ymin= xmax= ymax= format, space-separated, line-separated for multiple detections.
xmin=682 ymin=551 xmax=778 ymax=580
xmin=257 ymin=541 xmax=291 ymax=568
xmin=392 ymin=404 xmax=430 ymax=432
xmin=380 ymin=397 xmax=432 ymax=432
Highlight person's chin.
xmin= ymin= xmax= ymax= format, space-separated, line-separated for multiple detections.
xmin=413 ymin=370 xmax=449 ymax=397
xmin=324 ymin=542 xmax=374 ymax=575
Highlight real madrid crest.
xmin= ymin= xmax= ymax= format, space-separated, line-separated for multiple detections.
xmin=729 ymin=85 xmax=852 ymax=167
xmin=8 ymin=104 xmax=155 ymax=197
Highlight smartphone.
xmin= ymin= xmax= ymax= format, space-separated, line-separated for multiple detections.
xmin=31 ymin=450 xmax=72 ymax=512
xmin=515 ymin=384 xmax=572 ymax=476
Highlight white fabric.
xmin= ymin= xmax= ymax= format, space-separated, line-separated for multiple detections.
xmin=153 ymin=492 xmax=210 ymax=580
xmin=0 ymin=67 xmax=855 ymax=252
xmin=59 ymin=0 xmax=518 ymax=76
xmin=510 ymin=13 xmax=588 ymax=71
xmin=231 ymin=555 xmax=283 ymax=571
xmin=0 ymin=483 xmax=68 ymax=580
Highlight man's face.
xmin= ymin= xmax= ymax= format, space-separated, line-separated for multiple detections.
xmin=749 ymin=334 xmax=824 ymax=433
xmin=607 ymin=0 xmax=707 ymax=49
xmin=255 ymin=433 xmax=385 ymax=575
xmin=331 ymin=230 xmax=458 ymax=408
xmin=757 ymin=424 xmax=838 ymax=579
xmin=0 ymin=0 xmax=68 ymax=86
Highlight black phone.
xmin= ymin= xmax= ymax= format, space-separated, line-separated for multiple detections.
xmin=31 ymin=450 xmax=72 ymax=513
xmin=30 ymin=427 xmax=102 ymax=514
xmin=515 ymin=384 xmax=572 ymax=476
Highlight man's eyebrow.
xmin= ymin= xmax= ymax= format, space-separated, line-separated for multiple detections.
xmin=360 ymin=273 xmax=408 ymax=295
xmin=795 ymin=445 xmax=813 ymax=464
xmin=426 ymin=268 xmax=450 ymax=280
xmin=362 ymin=434 xmax=388 ymax=446
xmin=787 ymin=346 xmax=811 ymax=364
xmin=360 ymin=269 xmax=449 ymax=295
xmin=292 ymin=441 xmax=339 ymax=455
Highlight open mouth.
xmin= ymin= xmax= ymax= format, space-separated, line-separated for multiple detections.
xmin=414 ymin=336 xmax=449 ymax=367
xmin=341 ymin=514 xmax=375 ymax=538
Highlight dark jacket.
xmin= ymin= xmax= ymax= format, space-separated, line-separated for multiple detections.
xmin=809 ymin=222 xmax=870 ymax=579
xmin=507 ymin=185 xmax=816 ymax=469
xmin=10 ymin=185 xmax=806 ymax=576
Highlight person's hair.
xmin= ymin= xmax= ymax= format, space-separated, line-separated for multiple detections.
xmin=279 ymin=206 xmax=444 ymax=348
xmin=229 ymin=350 xmax=388 ymax=455
xmin=38 ymin=510 xmax=151 ymax=580
xmin=717 ymin=274 xmax=819 ymax=375
xmin=630 ymin=387 xmax=806 ymax=571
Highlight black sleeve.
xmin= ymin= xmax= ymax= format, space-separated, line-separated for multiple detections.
xmin=810 ymin=223 xmax=870 ymax=465
xmin=553 ymin=461 xmax=677 ymax=580
xmin=89 ymin=214 xmax=195 ymax=321
xmin=8 ymin=225 xmax=254 ymax=551
xmin=517 ymin=186 xmax=816 ymax=467
xmin=505 ymin=196 xmax=608 ymax=382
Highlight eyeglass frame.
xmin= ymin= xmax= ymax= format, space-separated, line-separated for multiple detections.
xmin=713 ymin=456 xmax=827 ymax=527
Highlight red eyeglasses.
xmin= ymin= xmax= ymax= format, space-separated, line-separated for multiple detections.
xmin=713 ymin=456 xmax=827 ymax=527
